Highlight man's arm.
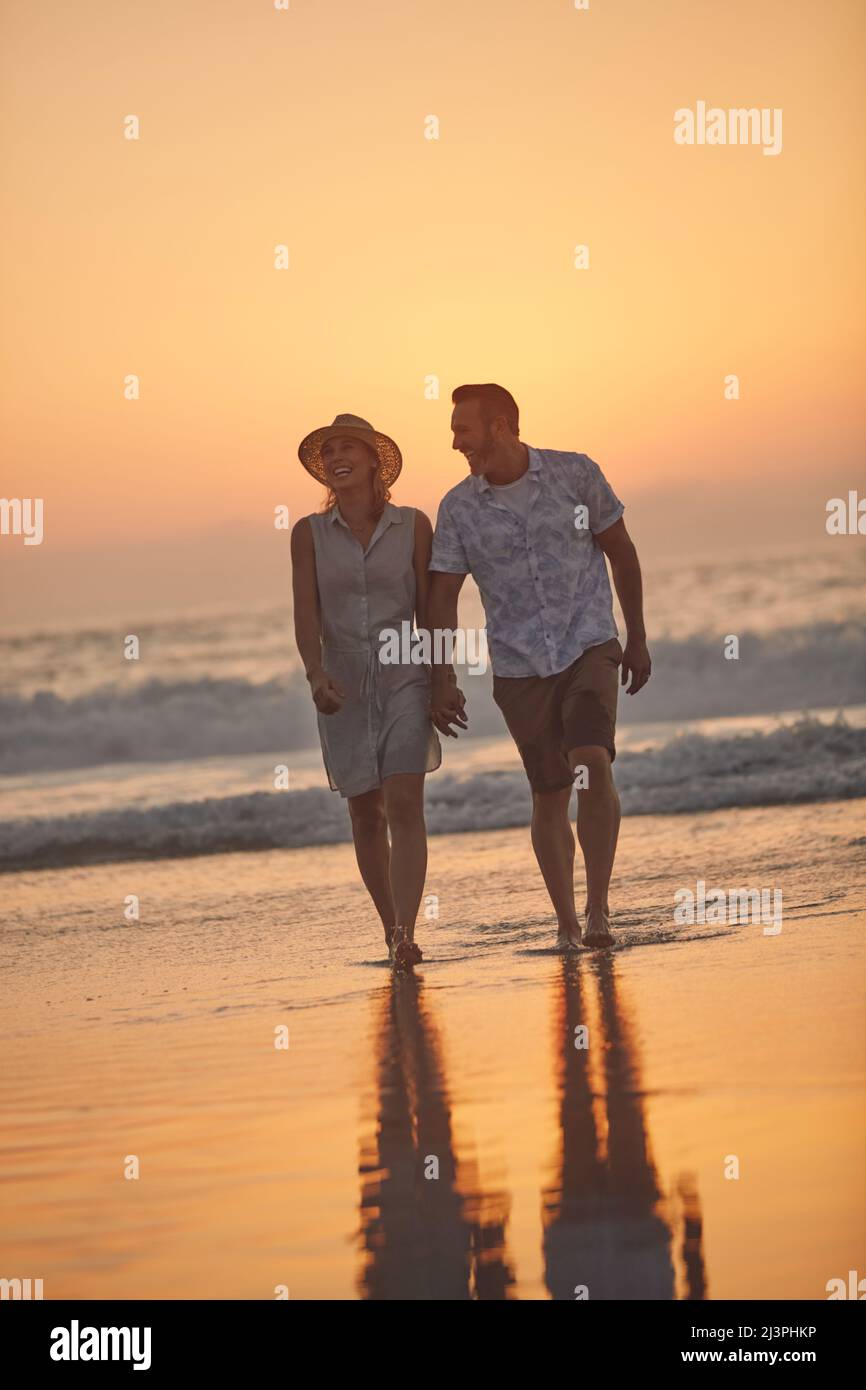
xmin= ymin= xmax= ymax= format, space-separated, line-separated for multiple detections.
xmin=594 ymin=517 xmax=651 ymax=695
xmin=427 ymin=570 xmax=469 ymax=736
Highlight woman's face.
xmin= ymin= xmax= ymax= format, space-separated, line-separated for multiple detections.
xmin=320 ymin=435 xmax=378 ymax=494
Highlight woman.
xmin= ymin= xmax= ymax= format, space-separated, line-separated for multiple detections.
xmin=291 ymin=413 xmax=442 ymax=970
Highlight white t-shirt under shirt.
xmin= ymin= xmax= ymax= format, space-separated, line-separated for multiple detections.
xmin=489 ymin=469 xmax=532 ymax=521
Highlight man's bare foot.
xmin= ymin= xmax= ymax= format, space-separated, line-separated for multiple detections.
xmin=556 ymin=927 xmax=582 ymax=951
xmin=583 ymin=908 xmax=613 ymax=948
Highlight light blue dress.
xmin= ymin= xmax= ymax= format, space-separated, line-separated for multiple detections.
xmin=308 ymin=502 xmax=442 ymax=798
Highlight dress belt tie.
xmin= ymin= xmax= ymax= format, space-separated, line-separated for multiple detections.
xmin=326 ymin=640 xmax=384 ymax=714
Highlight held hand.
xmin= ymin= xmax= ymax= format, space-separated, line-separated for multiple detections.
xmin=621 ymin=637 xmax=651 ymax=695
xmin=431 ymin=679 xmax=468 ymax=738
xmin=309 ymin=668 xmax=346 ymax=714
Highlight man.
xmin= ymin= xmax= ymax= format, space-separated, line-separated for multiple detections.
xmin=427 ymin=383 xmax=651 ymax=948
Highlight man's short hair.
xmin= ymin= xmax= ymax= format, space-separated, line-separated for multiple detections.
xmin=452 ymin=383 xmax=520 ymax=436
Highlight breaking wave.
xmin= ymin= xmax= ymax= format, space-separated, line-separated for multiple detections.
xmin=2 ymin=716 xmax=863 ymax=873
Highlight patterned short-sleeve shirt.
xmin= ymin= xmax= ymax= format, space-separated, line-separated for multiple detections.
xmin=429 ymin=445 xmax=624 ymax=677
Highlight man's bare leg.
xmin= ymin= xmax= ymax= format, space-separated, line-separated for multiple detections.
xmin=568 ymin=745 xmax=618 ymax=944
xmin=530 ymin=784 xmax=582 ymax=947
xmin=348 ymin=788 xmax=396 ymax=949
xmin=590 ymin=776 xmax=620 ymax=917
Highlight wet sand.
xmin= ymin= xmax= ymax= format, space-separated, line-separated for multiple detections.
xmin=2 ymin=799 xmax=865 ymax=1299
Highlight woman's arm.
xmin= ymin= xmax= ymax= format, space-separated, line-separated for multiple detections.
xmin=290 ymin=517 xmax=345 ymax=713
xmin=413 ymin=509 xmax=434 ymax=634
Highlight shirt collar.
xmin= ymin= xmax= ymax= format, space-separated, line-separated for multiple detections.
xmin=475 ymin=444 xmax=539 ymax=495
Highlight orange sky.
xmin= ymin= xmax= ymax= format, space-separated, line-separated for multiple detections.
xmin=1 ymin=0 xmax=864 ymax=624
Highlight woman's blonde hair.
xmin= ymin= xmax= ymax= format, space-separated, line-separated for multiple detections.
xmin=318 ymin=442 xmax=391 ymax=518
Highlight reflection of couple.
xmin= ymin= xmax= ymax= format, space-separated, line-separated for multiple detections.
xmin=291 ymin=383 xmax=651 ymax=966
xmin=356 ymin=958 xmax=706 ymax=1299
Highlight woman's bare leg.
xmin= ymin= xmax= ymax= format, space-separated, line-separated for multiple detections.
xmin=348 ymin=788 xmax=396 ymax=946
xmin=382 ymin=773 xmax=427 ymax=943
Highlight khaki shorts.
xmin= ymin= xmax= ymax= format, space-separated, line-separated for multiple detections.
xmin=492 ymin=638 xmax=623 ymax=793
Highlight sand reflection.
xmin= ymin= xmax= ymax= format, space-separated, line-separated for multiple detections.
xmin=356 ymin=974 xmax=516 ymax=1299
xmin=356 ymin=956 xmax=707 ymax=1299
xmin=542 ymin=954 xmax=707 ymax=1299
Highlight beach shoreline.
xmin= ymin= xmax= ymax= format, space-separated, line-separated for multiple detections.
xmin=3 ymin=798 xmax=864 ymax=1299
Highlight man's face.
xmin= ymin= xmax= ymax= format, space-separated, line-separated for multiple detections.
xmin=451 ymin=400 xmax=496 ymax=476
xmin=320 ymin=435 xmax=377 ymax=491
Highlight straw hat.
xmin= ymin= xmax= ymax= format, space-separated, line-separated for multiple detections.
xmin=297 ymin=413 xmax=402 ymax=487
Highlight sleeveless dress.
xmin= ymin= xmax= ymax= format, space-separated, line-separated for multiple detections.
xmin=307 ymin=502 xmax=442 ymax=798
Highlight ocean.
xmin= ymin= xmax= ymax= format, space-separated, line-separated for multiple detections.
xmin=1 ymin=544 xmax=865 ymax=871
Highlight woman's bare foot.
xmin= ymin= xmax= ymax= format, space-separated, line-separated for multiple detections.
xmin=390 ymin=925 xmax=422 ymax=965
xmin=583 ymin=908 xmax=613 ymax=947
xmin=389 ymin=928 xmax=415 ymax=971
